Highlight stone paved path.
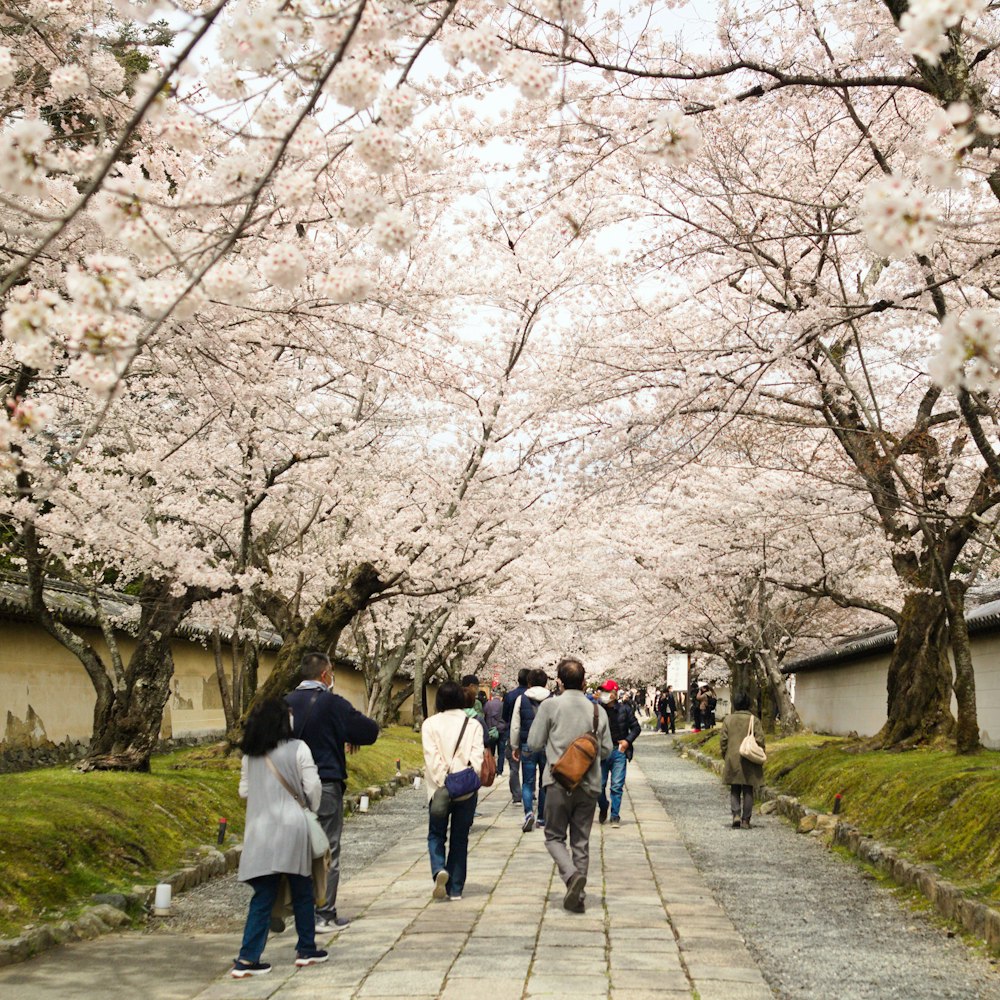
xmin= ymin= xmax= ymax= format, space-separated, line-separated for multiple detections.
xmin=193 ymin=761 xmax=773 ymax=1000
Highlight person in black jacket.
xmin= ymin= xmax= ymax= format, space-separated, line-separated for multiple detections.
xmin=500 ymin=668 xmax=528 ymax=804
xmin=596 ymin=679 xmax=641 ymax=827
xmin=657 ymin=686 xmax=677 ymax=734
xmin=286 ymin=652 xmax=379 ymax=932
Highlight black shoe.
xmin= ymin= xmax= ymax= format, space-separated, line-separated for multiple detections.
xmin=599 ymin=804 xmax=608 ymax=825
xmin=295 ymin=949 xmax=329 ymax=967
xmin=731 ymin=815 xmax=740 ymax=829
xmin=563 ymin=873 xmax=586 ymax=912
xmin=231 ymin=960 xmax=271 ymax=979
xmin=740 ymin=818 xmax=751 ymax=829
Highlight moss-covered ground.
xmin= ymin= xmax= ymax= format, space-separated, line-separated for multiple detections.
xmin=677 ymin=729 xmax=1000 ymax=909
xmin=0 ymin=725 xmax=423 ymax=938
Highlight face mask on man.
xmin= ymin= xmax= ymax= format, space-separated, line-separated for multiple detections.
xmin=598 ymin=692 xmax=612 ymax=705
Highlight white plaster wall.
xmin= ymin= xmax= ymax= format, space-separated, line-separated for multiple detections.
xmin=792 ymin=638 xmax=1000 ymax=748
xmin=791 ymin=653 xmax=891 ymax=738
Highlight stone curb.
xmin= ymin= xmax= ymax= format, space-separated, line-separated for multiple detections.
xmin=677 ymin=741 xmax=1000 ymax=954
xmin=0 ymin=766 xmax=422 ymax=969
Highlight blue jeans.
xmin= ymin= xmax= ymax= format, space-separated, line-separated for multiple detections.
xmin=238 ymin=872 xmax=315 ymax=963
xmin=428 ymin=791 xmax=477 ymax=897
xmin=520 ymin=745 xmax=547 ymax=820
xmin=598 ymin=748 xmax=628 ymax=820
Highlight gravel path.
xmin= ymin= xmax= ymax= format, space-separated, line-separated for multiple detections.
xmin=147 ymin=782 xmax=429 ymax=935
xmin=636 ymin=735 xmax=1000 ymax=1000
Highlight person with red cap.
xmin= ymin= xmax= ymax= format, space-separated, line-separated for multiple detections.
xmin=596 ymin=679 xmax=641 ymax=827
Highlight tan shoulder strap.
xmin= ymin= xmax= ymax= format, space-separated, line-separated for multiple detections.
xmin=264 ymin=752 xmax=305 ymax=808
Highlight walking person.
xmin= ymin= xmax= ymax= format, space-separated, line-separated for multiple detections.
xmin=527 ymin=657 xmax=612 ymax=913
xmin=231 ymin=698 xmax=328 ymax=978
xmin=501 ymin=669 xmax=528 ymax=802
xmin=286 ymin=652 xmax=380 ymax=931
xmin=657 ymin=685 xmax=677 ymax=734
xmin=422 ymin=680 xmax=485 ymax=901
xmin=596 ymin=679 xmax=641 ymax=827
xmin=719 ymin=692 xmax=766 ymax=828
xmin=510 ymin=668 xmax=552 ymax=831
xmin=484 ymin=686 xmax=505 ymax=773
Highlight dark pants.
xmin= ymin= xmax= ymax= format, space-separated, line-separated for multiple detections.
xmin=520 ymin=745 xmax=547 ymax=820
xmin=238 ymin=873 xmax=315 ymax=963
xmin=496 ymin=731 xmax=508 ymax=775
xmin=730 ymin=784 xmax=754 ymax=821
xmin=692 ymin=706 xmax=702 ymax=729
xmin=507 ymin=739 xmax=521 ymax=799
xmin=315 ymin=780 xmax=344 ymax=919
xmin=428 ymin=791 xmax=477 ymax=897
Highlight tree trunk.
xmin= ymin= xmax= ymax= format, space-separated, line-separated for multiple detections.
xmin=80 ymin=639 xmax=177 ymax=771
xmin=873 ymin=590 xmax=955 ymax=747
xmin=212 ymin=627 xmax=236 ymax=734
xmin=760 ymin=649 xmax=801 ymax=735
xmin=245 ymin=562 xmax=384 ymax=719
xmin=947 ymin=580 xmax=981 ymax=754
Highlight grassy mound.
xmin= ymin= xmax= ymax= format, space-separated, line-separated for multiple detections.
xmin=0 ymin=725 xmax=423 ymax=938
xmin=678 ymin=730 xmax=1000 ymax=908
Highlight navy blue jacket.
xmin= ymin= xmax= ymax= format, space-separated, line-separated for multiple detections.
xmin=501 ymin=685 xmax=526 ymax=728
xmin=285 ymin=686 xmax=379 ymax=784
xmin=607 ymin=701 xmax=641 ymax=759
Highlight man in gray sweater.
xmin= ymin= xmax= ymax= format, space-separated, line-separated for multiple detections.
xmin=527 ymin=657 xmax=613 ymax=913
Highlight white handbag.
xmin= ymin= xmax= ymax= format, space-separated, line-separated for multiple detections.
xmin=739 ymin=714 xmax=767 ymax=765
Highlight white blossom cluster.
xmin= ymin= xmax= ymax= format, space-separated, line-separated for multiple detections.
xmin=638 ymin=108 xmax=704 ymax=167
xmin=316 ymin=265 xmax=372 ymax=303
xmin=0 ymin=119 xmax=52 ymax=198
xmin=371 ymin=206 xmax=415 ymax=251
xmin=378 ymin=86 xmax=417 ymax=130
xmin=2 ymin=286 xmax=59 ymax=370
xmin=48 ymin=63 xmax=88 ymax=101
xmin=202 ymin=259 xmax=255 ymax=305
xmin=533 ymin=0 xmax=585 ymax=23
xmin=899 ymin=0 xmax=986 ymax=64
xmin=506 ymin=54 xmax=556 ymax=100
xmin=259 ymin=242 xmax=308 ymax=289
xmin=445 ymin=27 xmax=503 ymax=72
xmin=341 ymin=189 xmax=384 ymax=226
xmin=860 ymin=175 xmax=938 ymax=259
xmin=929 ymin=309 xmax=1000 ymax=390
xmin=218 ymin=0 xmax=295 ymax=71
xmin=0 ymin=47 xmax=15 ymax=90
xmin=327 ymin=57 xmax=382 ymax=111
xmin=353 ymin=123 xmax=401 ymax=174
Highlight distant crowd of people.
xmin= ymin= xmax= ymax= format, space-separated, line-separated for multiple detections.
xmin=228 ymin=652 xmax=763 ymax=979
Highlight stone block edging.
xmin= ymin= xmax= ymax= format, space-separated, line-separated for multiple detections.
xmin=0 ymin=766 xmax=423 ymax=968
xmin=678 ymin=742 xmax=1000 ymax=953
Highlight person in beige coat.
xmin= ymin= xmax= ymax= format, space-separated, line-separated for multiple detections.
xmin=719 ymin=692 xmax=765 ymax=829
xmin=422 ymin=680 xmax=485 ymax=902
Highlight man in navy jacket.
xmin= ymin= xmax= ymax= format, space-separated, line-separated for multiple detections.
xmin=286 ymin=652 xmax=379 ymax=930
xmin=501 ymin=668 xmax=529 ymax=803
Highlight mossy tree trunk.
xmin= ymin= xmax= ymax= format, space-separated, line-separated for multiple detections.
xmin=946 ymin=579 xmax=981 ymax=754
xmin=873 ymin=589 xmax=955 ymax=748
xmin=22 ymin=524 xmax=220 ymax=772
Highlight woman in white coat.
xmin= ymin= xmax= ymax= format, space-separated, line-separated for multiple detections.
xmin=232 ymin=698 xmax=327 ymax=978
xmin=422 ymin=681 xmax=485 ymax=902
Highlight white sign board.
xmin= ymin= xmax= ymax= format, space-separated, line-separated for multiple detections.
xmin=666 ymin=652 xmax=688 ymax=691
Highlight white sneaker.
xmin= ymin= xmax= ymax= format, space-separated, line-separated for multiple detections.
xmin=449 ymin=894 xmax=462 ymax=901
xmin=432 ymin=869 xmax=449 ymax=901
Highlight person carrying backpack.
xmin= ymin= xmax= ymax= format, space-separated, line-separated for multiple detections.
xmin=510 ymin=668 xmax=551 ymax=832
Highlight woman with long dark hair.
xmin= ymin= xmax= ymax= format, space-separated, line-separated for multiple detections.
xmin=231 ymin=698 xmax=327 ymax=978
xmin=422 ymin=680 xmax=485 ymax=902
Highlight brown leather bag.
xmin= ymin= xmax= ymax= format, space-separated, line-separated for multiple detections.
xmin=480 ymin=747 xmax=497 ymax=787
xmin=551 ymin=702 xmax=601 ymax=791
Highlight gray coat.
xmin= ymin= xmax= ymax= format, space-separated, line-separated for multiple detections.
xmin=527 ymin=690 xmax=613 ymax=797
xmin=237 ymin=739 xmax=321 ymax=882
xmin=719 ymin=711 xmax=766 ymax=786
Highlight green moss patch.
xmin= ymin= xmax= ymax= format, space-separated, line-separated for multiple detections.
xmin=0 ymin=725 xmax=422 ymax=937
xmin=677 ymin=730 xmax=1000 ymax=908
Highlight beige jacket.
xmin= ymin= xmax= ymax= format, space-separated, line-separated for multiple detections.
xmin=719 ymin=711 xmax=766 ymax=786
xmin=421 ymin=709 xmax=485 ymax=801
